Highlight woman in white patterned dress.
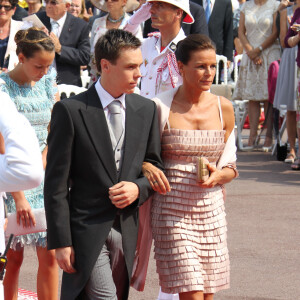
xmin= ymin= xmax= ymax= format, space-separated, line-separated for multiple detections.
xmin=232 ymin=0 xmax=281 ymax=148
xmin=89 ymin=0 xmax=142 ymax=82
xmin=141 ymin=34 xmax=238 ymax=300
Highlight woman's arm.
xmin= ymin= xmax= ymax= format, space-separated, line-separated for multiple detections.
xmin=142 ymin=162 xmax=170 ymax=194
xmin=280 ymin=8 xmax=288 ymax=48
xmin=200 ymin=97 xmax=237 ymax=188
xmin=287 ymin=32 xmax=300 ymax=47
xmin=247 ymin=12 xmax=279 ymax=61
xmin=238 ymin=12 xmax=253 ymax=53
xmin=11 ymin=191 xmax=36 ymax=228
xmin=285 ymin=7 xmax=300 ymax=47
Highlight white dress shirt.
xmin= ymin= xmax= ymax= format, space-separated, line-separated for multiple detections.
xmin=50 ymin=12 xmax=67 ymax=39
xmin=140 ymin=28 xmax=186 ymax=99
xmin=95 ymin=79 xmax=126 ymax=129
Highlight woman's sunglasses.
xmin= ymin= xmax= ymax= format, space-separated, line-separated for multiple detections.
xmin=0 ymin=5 xmax=13 ymax=11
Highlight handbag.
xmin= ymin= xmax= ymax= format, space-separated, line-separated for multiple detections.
xmin=196 ymin=157 xmax=210 ymax=183
xmin=276 ymin=142 xmax=287 ymax=161
xmin=5 ymin=208 xmax=47 ymax=237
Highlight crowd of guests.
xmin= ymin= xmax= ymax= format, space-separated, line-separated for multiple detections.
xmin=0 ymin=0 xmax=299 ymax=300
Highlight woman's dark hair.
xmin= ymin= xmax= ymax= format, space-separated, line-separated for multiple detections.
xmin=15 ymin=27 xmax=55 ymax=58
xmin=175 ymin=34 xmax=216 ymax=65
xmin=95 ymin=29 xmax=141 ymax=73
xmin=2 ymin=0 xmax=18 ymax=7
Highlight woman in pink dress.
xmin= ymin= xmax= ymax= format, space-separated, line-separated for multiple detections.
xmin=141 ymin=34 xmax=238 ymax=300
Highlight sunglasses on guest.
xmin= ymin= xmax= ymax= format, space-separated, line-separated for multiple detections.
xmin=45 ymin=0 xmax=62 ymax=5
xmin=0 ymin=4 xmax=13 ymax=11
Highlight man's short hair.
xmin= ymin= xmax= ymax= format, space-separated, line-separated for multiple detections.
xmin=95 ymin=29 xmax=142 ymax=74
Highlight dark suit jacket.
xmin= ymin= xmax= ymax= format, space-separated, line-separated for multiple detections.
xmin=12 ymin=5 xmax=28 ymax=21
xmin=36 ymin=12 xmax=90 ymax=86
xmin=143 ymin=1 xmax=209 ymax=38
xmin=44 ymin=86 xmax=163 ymax=299
xmin=192 ymin=0 xmax=233 ymax=61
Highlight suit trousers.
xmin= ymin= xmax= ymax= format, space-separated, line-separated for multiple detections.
xmin=83 ymin=217 xmax=129 ymax=300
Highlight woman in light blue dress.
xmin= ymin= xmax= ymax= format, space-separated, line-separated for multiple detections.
xmin=0 ymin=28 xmax=59 ymax=300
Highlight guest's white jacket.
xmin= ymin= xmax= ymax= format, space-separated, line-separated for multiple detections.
xmin=4 ymin=19 xmax=24 ymax=71
xmin=0 ymin=92 xmax=43 ymax=254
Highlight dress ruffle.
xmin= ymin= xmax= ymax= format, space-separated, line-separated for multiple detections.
xmin=151 ymin=129 xmax=230 ymax=294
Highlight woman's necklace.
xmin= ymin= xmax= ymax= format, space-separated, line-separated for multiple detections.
xmin=107 ymin=13 xmax=125 ymax=23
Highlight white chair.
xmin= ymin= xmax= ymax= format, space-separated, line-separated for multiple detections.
xmin=210 ymin=84 xmax=232 ymax=100
xmin=231 ymin=54 xmax=252 ymax=150
xmin=58 ymin=84 xmax=87 ymax=99
xmin=234 ymin=54 xmax=243 ymax=84
xmin=216 ymin=54 xmax=228 ymax=85
xmin=80 ymin=69 xmax=91 ymax=88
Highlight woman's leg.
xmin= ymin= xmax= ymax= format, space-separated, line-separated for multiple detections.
xmin=248 ymin=100 xmax=261 ymax=146
xmin=4 ymin=247 xmax=24 ymax=300
xmin=179 ymin=291 xmax=214 ymax=300
xmin=286 ymin=111 xmax=297 ymax=157
xmin=263 ymin=101 xmax=273 ymax=147
xmin=179 ymin=291 xmax=204 ymax=300
xmin=36 ymin=246 xmax=59 ymax=300
xmin=204 ymin=294 xmax=214 ymax=300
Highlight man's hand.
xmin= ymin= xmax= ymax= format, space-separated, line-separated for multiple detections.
xmin=50 ymin=32 xmax=62 ymax=54
xmin=109 ymin=181 xmax=139 ymax=209
xmin=55 ymin=246 xmax=76 ymax=274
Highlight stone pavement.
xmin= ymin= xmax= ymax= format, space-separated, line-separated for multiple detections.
xmin=18 ymin=151 xmax=300 ymax=300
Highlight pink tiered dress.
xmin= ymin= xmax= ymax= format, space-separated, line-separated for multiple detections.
xmin=151 ymin=125 xmax=230 ymax=294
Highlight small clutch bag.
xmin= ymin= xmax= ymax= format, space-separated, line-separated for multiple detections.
xmin=196 ymin=157 xmax=210 ymax=183
xmin=6 ymin=208 xmax=47 ymax=237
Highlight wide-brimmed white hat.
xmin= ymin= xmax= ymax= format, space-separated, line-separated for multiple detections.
xmin=147 ymin=0 xmax=194 ymax=24
xmin=91 ymin=0 xmax=140 ymax=13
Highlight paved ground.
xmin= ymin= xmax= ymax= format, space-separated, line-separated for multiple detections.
xmin=18 ymin=150 xmax=300 ymax=300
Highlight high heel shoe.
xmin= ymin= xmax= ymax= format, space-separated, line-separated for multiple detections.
xmin=247 ymin=134 xmax=257 ymax=149
xmin=262 ymin=137 xmax=273 ymax=152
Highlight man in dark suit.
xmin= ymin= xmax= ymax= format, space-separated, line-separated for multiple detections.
xmin=192 ymin=0 xmax=233 ymax=62
xmin=44 ymin=29 xmax=163 ymax=299
xmin=36 ymin=0 xmax=90 ymax=86
xmin=143 ymin=1 xmax=208 ymax=37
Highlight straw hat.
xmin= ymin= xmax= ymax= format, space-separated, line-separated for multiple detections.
xmin=147 ymin=0 xmax=194 ymax=24
xmin=91 ymin=0 xmax=140 ymax=13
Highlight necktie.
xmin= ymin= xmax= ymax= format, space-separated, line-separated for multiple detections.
xmin=51 ymin=20 xmax=59 ymax=36
xmin=205 ymin=0 xmax=211 ymax=23
xmin=109 ymin=100 xmax=123 ymax=143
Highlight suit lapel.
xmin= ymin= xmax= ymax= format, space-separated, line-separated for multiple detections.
xmin=80 ymin=85 xmax=118 ymax=184
xmin=41 ymin=13 xmax=51 ymax=32
xmin=210 ymin=0 xmax=219 ymax=21
xmin=119 ymin=95 xmax=144 ymax=180
xmin=59 ymin=13 xmax=72 ymax=43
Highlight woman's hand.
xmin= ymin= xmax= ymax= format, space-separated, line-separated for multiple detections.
xmin=198 ymin=164 xmax=222 ymax=188
xmin=246 ymin=48 xmax=261 ymax=61
xmin=291 ymin=23 xmax=300 ymax=34
xmin=11 ymin=191 xmax=36 ymax=228
xmin=142 ymin=162 xmax=171 ymax=194
xmin=0 ymin=133 xmax=5 ymax=154
xmin=278 ymin=0 xmax=293 ymax=12
xmin=254 ymin=57 xmax=263 ymax=65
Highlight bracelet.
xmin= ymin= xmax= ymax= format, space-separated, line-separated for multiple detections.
xmin=222 ymin=163 xmax=239 ymax=178
xmin=258 ymin=45 xmax=263 ymax=52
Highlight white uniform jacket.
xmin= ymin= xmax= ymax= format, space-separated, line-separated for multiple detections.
xmin=140 ymin=28 xmax=186 ymax=99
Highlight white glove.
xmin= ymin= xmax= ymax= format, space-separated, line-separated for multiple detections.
xmin=124 ymin=2 xmax=151 ymax=33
